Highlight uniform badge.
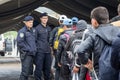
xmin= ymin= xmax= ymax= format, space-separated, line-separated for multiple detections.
xmin=20 ymin=33 xmax=24 ymax=38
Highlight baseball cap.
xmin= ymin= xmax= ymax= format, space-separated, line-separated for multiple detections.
xmin=62 ymin=19 xmax=73 ymax=26
xmin=59 ymin=15 xmax=67 ymax=21
xmin=72 ymin=17 xmax=79 ymax=23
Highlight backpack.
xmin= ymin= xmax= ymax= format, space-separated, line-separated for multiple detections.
xmin=95 ymin=35 xmax=118 ymax=80
xmin=53 ymin=28 xmax=64 ymax=50
xmin=111 ymin=38 xmax=120 ymax=70
xmin=64 ymin=31 xmax=84 ymax=68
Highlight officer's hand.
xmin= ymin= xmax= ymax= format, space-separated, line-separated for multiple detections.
xmin=58 ymin=63 xmax=62 ymax=67
xmin=84 ymin=59 xmax=93 ymax=71
xmin=72 ymin=66 xmax=80 ymax=73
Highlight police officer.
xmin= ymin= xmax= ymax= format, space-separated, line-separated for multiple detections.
xmin=34 ymin=13 xmax=52 ymax=80
xmin=17 ymin=16 xmax=37 ymax=80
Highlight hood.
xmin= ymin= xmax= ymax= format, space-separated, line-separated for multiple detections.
xmin=94 ymin=24 xmax=120 ymax=44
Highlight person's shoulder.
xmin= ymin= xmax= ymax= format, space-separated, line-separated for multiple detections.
xmin=110 ymin=15 xmax=120 ymax=22
xmin=88 ymin=32 xmax=97 ymax=40
xmin=36 ymin=24 xmax=42 ymax=28
xmin=54 ymin=27 xmax=59 ymax=30
xmin=51 ymin=27 xmax=59 ymax=32
xmin=47 ymin=25 xmax=51 ymax=30
xmin=18 ymin=27 xmax=26 ymax=33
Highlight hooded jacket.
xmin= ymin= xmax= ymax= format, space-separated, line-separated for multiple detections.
xmin=75 ymin=24 xmax=120 ymax=75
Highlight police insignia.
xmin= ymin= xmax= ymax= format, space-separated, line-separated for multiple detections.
xmin=20 ymin=33 xmax=24 ymax=38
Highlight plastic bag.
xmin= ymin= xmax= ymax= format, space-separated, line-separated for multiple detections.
xmin=72 ymin=73 xmax=79 ymax=80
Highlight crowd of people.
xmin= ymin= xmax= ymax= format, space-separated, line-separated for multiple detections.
xmin=17 ymin=4 xmax=120 ymax=80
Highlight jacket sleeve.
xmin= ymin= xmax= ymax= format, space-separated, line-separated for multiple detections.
xmin=75 ymin=35 xmax=94 ymax=65
xmin=17 ymin=32 xmax=30 ymax=52
xmin=49 ymin=27 xmax=58 ymax=47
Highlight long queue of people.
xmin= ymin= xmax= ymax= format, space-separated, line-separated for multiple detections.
xmin=17 ymin=5 xmax=120 ymax=80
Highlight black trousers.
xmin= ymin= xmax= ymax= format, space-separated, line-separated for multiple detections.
xmin=34 ymin=52 xmax=52 ymax=80
xmin=19 ymin=53 xmax=34 ymax=80
xmin=59 ymin=65 xmax=71 ymax=80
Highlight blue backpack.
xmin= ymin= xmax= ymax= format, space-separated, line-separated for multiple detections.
xmin=111 ymin=37 xmax=120 ymax=70
xmin=97 ymin=36 xmax=119 ymax=80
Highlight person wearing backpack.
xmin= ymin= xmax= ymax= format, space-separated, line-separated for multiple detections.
xmin=71 ymin=17 xmax=79 ymax=30
xmin=49 ymin=15 xmax=67 ymax=49
xmin=75 ymin=6 xmax=120 ymax=80
xmin=49 ymin=15 xmax=67 ymax=80
xmin=57 ymin=18 xmax=73 ymax=80
xmin=71 ymin=20 xmax=92 ymax=80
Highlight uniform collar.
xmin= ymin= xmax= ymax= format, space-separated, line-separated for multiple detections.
xmin=24 ymin=26 xmax=33 ymax=31
xmin=40 ymin=23 xmax=48 ymax=28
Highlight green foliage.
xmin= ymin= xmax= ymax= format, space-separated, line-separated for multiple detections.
xmin=3 ymin=31 xmax=17 ymax=39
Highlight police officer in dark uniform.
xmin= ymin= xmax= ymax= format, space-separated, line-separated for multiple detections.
xmin=34 ymin=13 xmax=52 ymax=80
xmin=17 ymin=16 xmax=37 ymax=80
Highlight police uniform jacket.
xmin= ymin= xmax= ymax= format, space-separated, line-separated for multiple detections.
xmin=36 ymin=24 xmax=51 ymax=53
xmin=17 ymin=26 xmax=37 ymax=56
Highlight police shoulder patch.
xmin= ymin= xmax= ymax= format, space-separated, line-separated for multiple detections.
xmin=20 ymin=33 xmax=24 ymax=38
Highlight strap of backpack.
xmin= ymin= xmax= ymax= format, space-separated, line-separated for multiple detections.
xmin=92 ymin=52 xmax=99 ymax=80
xmin=63 ymin=33 xmax=74 ymax=51
xmin=56 ymin=28 xmax=64 ymax=40
xmin=66 ymin=35 xmax=75 ymax=51
xmin=64 ymin=33 xmax=70 ymax=42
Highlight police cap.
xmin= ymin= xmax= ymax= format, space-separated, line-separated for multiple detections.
xmin=23 ymin=16 xmax=34 ymax=21
xmin=39 ymin=12 xmax=48 ymax=18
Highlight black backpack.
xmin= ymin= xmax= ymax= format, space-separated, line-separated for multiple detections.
xmin=64 ymin=31 xmax=84 ymax=68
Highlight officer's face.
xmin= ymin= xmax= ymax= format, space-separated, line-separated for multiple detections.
xmin=24 ymin=20 xmax=34 ymax=28
xmin=40 ymin=16 xmax=48 ymax=24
